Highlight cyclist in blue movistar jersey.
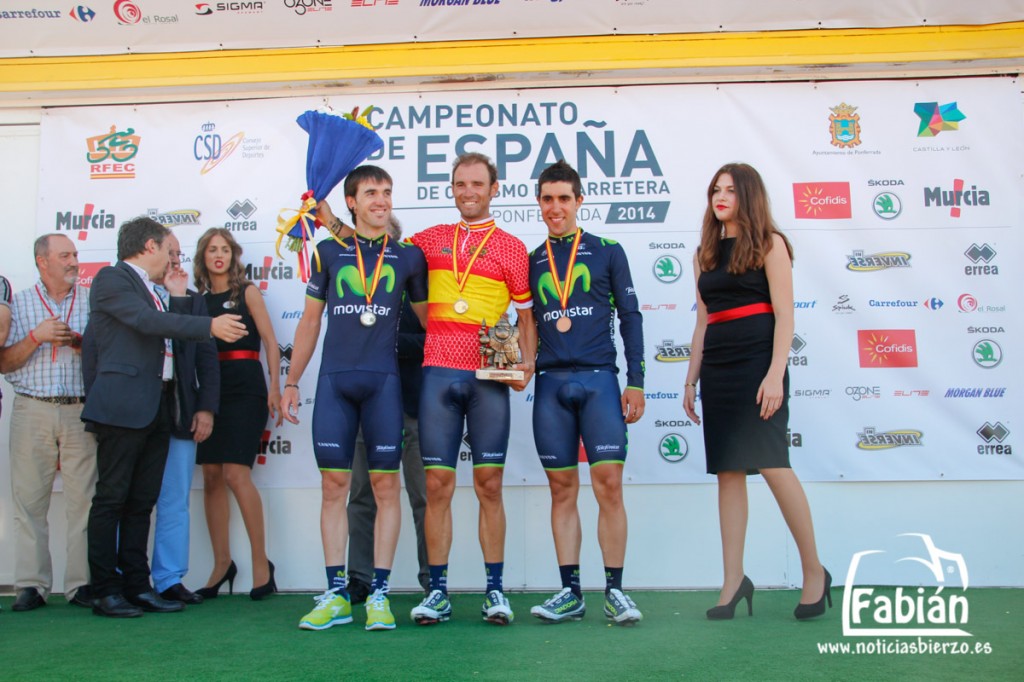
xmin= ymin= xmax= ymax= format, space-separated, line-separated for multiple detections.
xmin=281 ymin=165 xmax=427 ymax=632
xmin=527 ymin=160 xmax=645 ymax=625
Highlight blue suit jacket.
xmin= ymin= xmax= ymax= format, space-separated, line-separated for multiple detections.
xmin=82 ymin=261 xmax=213 ymax=429
xmin=169 ymin=291 xmax=220 ymax=439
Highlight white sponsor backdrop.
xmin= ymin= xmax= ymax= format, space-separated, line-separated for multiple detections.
xmin=2 ymin=0 xmax=1023 ymax=58
xmin=36 ymin=76 xmax=1023 ymax=488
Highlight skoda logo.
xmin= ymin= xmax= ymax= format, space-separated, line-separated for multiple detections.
xmin=659 ymin=433 xmax=688 ymax=463
xmin=653 ymin=255 xmax=682 ymax=283
xmin=972 ymin=339 xmax=1002 ymax=369
xmin=872 ymin=192 xmax=902 ymax=220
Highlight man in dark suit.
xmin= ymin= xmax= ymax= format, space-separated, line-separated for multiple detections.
xmin=82 ymin=217 xmax=246 ymax=618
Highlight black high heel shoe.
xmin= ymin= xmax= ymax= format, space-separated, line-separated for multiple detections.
xmin=707 ymin=575 xmax=754 ymax=620
xmin=794 ymin=567 xmax=832 ymax=620
xmin=196 ymin=561 xmax=237 ymax=599
xmin=250 ymin=561 xmax=277 ymax=601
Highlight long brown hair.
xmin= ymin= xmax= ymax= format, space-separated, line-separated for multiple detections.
xmin=193 ymin=228 xmax=250 ymax=307
xmin=697 ymin=163 xmax=793 ymax=274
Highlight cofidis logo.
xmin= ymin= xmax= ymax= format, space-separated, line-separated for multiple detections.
xmin=793 ymin=182 xmax=851 ymax=219
xmin=858 ymin=330 xmax=917 ymax=368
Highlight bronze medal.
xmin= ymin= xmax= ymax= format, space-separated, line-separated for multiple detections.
xmin=556 ymin=316 xmax=572 ymax=333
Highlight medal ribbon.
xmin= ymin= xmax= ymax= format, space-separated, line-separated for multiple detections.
xmin=452 ymin=220 xmax=497 ymax=293
xmin=544 ymin=228 xmax=583 ymax=311
xmin=35 ymin=284 xmax=77 ymax=362
xmin=353 ymin=233 xmax=389 ymax=309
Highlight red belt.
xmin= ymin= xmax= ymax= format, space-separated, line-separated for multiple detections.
xmin=707 ymin=302 xmax=774 ymax=324
xmin=219 ymin=350 xmax=260 ymax=361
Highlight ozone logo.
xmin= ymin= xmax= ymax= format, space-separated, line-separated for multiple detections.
xmin=114 ymin=0 xmax=142 ymax=24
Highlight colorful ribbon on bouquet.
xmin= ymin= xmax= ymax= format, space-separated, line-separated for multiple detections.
xmin=275 ymin=190 xmax=319 ymax=283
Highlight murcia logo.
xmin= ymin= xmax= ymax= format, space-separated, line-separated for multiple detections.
xmin=829 ymin=102 xmax=861 ymax=148
xmin=86 ymin=124 xmax=140 ymax=180
xmin=654 ymin=340 xmax=690 ymax=363
xmin=55 ymin=203 xmax=115 ymax=241
xmin=976 ymin=422 xmax=1011 ymax=455
xmin=914 ymin=102 xmax=966 ymax=137
xmin=972 ymin=340 xmax=1002 ymax=369
xmin=653 ymin=255 xmax=681 ymax=283
xmin=257 ymin=429 xmax=292 ymax=465
xmin=872 ymin=192 xmax=902 ymax=220
xmin=658 ymin=434 xmax=687 ymax=463
xmin=924 ymin=179 xmax=989 ymax=218
xmin=843 ymin=533 xmax=970 ymax=637
xmin=856 ymin=427 xmax=923 ymax=450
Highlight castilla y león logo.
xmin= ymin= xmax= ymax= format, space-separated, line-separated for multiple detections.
xmin=843 ymin=533 xmax=970 ymax=637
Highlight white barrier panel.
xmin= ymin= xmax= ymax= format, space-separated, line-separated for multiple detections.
xmin=1 ymin=0 xmax=1022 ymax=58
xmin=36 ymin=76 xmax=1022 ymax=487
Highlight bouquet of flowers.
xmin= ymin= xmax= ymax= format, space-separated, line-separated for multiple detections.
xmin=275 ymin=106 xmax=383 ymax=281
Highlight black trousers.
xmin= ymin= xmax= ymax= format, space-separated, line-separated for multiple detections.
xmin=87 ymin=388 xmax=173 ymax=598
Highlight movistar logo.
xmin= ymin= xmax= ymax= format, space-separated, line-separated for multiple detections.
xmin=335 ymin=264 xmax=396 ymax=298
xmin=537 ymin=264 xmax=591 ymax=305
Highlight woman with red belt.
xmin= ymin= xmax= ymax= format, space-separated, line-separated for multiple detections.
xmin=683 ymin=163 xmax=829 ymax=621
xmin=193 ymin=228 xmax=282 ymax=600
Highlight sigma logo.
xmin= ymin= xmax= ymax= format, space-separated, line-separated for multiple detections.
xmin=793 ymin=389 xmax=830 ymax=399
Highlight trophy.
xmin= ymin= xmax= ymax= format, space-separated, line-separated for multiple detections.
xmin=476 ymin=314 xmax=524 ymax=381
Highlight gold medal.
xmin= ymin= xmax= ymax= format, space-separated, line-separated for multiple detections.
xmin=556 ymin=316 xmax=572 ymax=333
xmin=454 ymin=298 xmax=469 ymax=315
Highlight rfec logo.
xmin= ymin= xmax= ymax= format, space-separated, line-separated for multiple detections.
xmin=86 ymin=125 xmax=140 ymax=180
xmin=857 ymin=329 xmax=917 ymax=368
xmin=658 ymin=433 xmax=687 ymax=463
xmin=793 ymin=182 xmax=851 ymax=219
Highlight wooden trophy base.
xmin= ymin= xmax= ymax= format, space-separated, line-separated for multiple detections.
xmin=475 ymin=368 xmax=525 ymax=381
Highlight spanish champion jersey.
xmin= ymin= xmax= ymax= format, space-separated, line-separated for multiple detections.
xmin=306 ymin=234 xmax=427 ymax=376
xmin=408 ymin=219 xmax=532 ymax=372
xmin=529 ymin=230 xmax=645 ymax=389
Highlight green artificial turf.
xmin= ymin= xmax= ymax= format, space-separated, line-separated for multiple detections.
xmin=1 ymin=588 xmax=1020 ymax=681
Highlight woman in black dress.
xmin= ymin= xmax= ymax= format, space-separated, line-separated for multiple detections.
xmin=193 ymin=228 xmax=283 ymax=600
xmin=683 ymin=164 xmax=829 ymax=620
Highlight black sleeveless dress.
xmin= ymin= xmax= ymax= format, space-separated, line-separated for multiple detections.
xmin=697 ymin=238 xmax=790 ymax=474
xmin=196 ymin=284 xmax=269 ymax=468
